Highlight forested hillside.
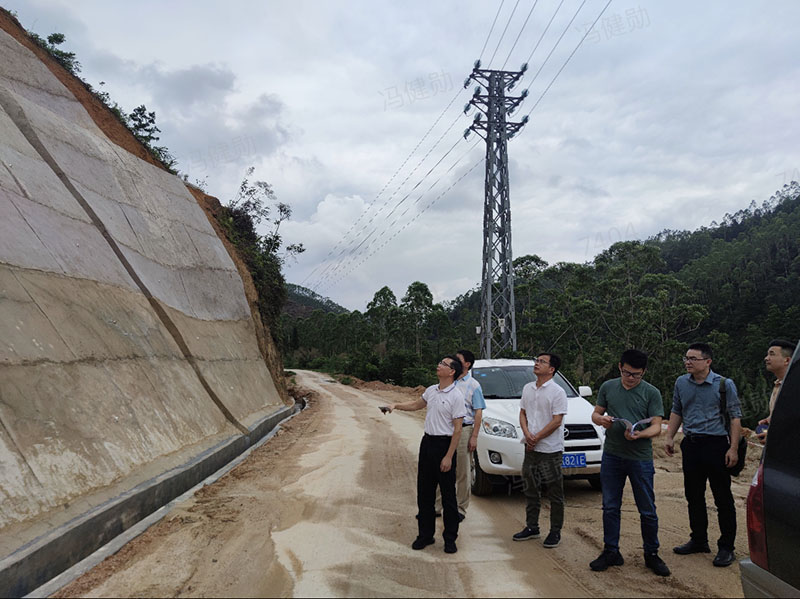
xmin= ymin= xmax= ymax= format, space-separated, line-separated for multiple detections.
xmin=282 ymin=182 xmax=800 ymax=426
xmin=284 ymin=283 xmax=348 ymax=318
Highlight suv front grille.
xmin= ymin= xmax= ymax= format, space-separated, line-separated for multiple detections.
xmin=564 ymin=424 xmax=598 ymax=440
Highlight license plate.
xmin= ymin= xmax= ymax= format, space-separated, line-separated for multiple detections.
xmin=562 ymin=453 xmax=586 ymax=468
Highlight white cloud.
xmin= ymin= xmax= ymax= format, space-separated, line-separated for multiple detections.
xmin=6 ymin=0 xmax=800 ymax=311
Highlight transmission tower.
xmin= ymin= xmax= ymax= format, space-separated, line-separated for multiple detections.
xmin=464 ymin=60 xmax=529 ymax=359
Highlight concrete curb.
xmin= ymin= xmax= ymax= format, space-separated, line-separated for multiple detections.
xmin=0 ymin=400 xmax=304 ymax=598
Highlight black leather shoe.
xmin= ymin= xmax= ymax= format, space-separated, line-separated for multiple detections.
xmin=673 ymin=539 xmax=711 ymax=555
xmin=589 ymin=549 xmax=624 ymax=571
xmin=458 ymin=512 xmax=465 ymax=523
xmin=644 ymin=552 xmax=671 ymax=576
xmin=512 ymin=526 xmax=541 ymax=541
xmin=542 ymin=531 xmax=561 ymax=548
xmin=713 ymin=548 xmax=735 ymax=567
xmin=444 ymin=540 xmax=458 ymax=554
xmin=411 ymin=537 xmax=435 ymax=550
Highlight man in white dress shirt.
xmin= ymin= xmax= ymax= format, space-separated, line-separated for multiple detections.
xmin=387 ymin=355 xmax=467 ymax=553
xmin=435 ymin=349 xmax=486 ymax=521
xmin=512 ymin=353 xmax=568 ymax=549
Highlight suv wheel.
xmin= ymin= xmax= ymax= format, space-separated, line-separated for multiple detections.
xmin=471 ymin=452 xmax=494 ymax=496
xmin=588 ymin=474 xmax=602 ymax=491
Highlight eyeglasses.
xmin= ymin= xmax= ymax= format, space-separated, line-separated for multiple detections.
xmin=620 ymin=369 xmax=643 ymax=379
xmin=533 ymin=358 xmax=550 ymax=365
xmin=438 ymin=360 xmax=454 ymax=369
xmin=682 ymin=356 xmax=707 ymax=363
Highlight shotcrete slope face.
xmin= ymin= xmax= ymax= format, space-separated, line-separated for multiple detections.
xmin=0 ymin=27 xmax=281 ymax=528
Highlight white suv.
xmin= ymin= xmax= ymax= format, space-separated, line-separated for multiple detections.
xmin=471 ymin=359 xmax=605 ymax=495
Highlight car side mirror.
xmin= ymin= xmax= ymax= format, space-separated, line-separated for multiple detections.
xmin=579 ymin=386 xmax=592 ymax=398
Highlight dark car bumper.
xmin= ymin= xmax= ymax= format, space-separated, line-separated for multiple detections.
xmin=740 ymin=558 xmax=800 ymax=598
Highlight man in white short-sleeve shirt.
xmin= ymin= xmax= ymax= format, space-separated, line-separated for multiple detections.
xmin=386 ymin=355 xmax=467 ymax=554
xmin=435 ymin=349 xmax=486 ymax=520
xmin=513 ymin=353 xmax=568 ymax=548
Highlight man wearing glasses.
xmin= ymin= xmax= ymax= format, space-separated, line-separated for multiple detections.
xmin=756 ymin=338 xmax=796 ymax=443
xmin=665 ymin=342 xmax=742 ymax=568
xmin=386 ymin=356 xmax=467 ymax=554
xmin=512 ymin=353 xmax=568 ymax=549
xmin=589 ymin=349 xmax=670 ymax=576
xmin=435 ymin=349 xmax=486 ymax=521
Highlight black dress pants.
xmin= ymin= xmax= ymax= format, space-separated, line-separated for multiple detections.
xmin=417 ymin=434 xmax=459 ymax=543
xmin=681 ymin=435 xmax=736 ymax=551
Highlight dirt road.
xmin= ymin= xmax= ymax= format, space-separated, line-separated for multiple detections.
xmin=56 ymin=370 xmax=750 ymax=597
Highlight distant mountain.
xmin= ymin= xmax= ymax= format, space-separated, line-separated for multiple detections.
xmin=284 ymin=283 xmax=349 ymax=318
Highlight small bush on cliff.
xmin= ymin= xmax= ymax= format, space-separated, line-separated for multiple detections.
xmin=220 ymin=167 xmax=305 ymax=332
xmin=21 ymin=26 xmax=178 ymax=174
xmin=128 ymin=104 xmax=177 ymax=171
xmin=30 ymin=32 xmax=81 ymax=75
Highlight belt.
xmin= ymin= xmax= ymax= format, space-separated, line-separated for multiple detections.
xmin=463 ymin=423 xmax=473 ymax=427
xmin=684 ymin=433 xmax=727 ymax=442
xmin=424 ymin=433 xmax=452 ymax=439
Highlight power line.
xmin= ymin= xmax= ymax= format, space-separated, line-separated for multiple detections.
xmin=300 ymin=86 xmax=464 ymax=286
xmin=487 ymin=0 xmax=522 ymax=67
xmin=306 ymin=0 xmax=522 ymax=288
xmin=523 ymin=0 xmax=613 ymax=119
xmin=319 ymin=152 xmax=485 ymax=295
xmin=316 ymin=140 xmax=481 ymax=292
xmin=307 ymin=116 xmax=465 ymax=291
xmin=314 ymin=139 xmax=461 ymax=289
xmin=524 ymin=0 xmax=567 ymax=67
xmin=310 ymin=135 xmax=466 ymax=291
xmin=478 ymin=0 xmax=506 ymax=61
xmin=522 ymin=0 xmax=588 ymax=96
xmin=322 ymin=0 xmax=615 ymax=294
xmin=501 ymin=0 xmax=540 ymax=70
xmin=307 ymin=1 xmax=594 ymax=295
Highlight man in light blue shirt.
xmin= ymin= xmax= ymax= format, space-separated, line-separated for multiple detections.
xmin=665 ymin=342 xmax=742 ymax=568
xmin=436 ymin=349 xmax=485 ymax=520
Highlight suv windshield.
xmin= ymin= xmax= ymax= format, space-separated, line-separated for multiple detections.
xmin=472 ymin=366 xmax=578 ymax=399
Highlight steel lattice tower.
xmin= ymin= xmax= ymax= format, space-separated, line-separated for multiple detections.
xmin=464 ymin=62 xmax=529 ymax=359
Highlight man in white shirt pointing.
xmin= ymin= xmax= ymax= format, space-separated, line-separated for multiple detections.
xmin=435 ymin=348 xmax=486 ymax=521
xmin=387 ymin=355 xmax=467 ymax=553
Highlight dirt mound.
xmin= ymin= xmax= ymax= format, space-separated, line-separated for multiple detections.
xmin=353 ymin=378 xmax=423 ymax=396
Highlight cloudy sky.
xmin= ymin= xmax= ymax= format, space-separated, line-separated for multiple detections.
xmin=5 ymin=1 xmax=800 ymax=310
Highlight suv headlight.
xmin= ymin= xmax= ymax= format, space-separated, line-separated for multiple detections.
xmin=482 ymin=417 xmax=518 ymax=438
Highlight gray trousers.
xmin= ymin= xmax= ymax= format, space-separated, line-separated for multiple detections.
xmin=521 ymin=449 xmax=564 ymax=533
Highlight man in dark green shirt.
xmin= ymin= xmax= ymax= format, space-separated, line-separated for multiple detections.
xmin=589 ymin=349 xmax=669 ymax=577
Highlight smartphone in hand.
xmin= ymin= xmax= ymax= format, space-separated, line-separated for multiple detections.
xmin=379 ymin=406 xmax=390 ymax=414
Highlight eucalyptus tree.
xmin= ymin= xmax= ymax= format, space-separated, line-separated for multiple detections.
xmin=366 ymin=286 xmax=397 ymax=353
xmin=401 ymin=281 xmax=434 ymax=357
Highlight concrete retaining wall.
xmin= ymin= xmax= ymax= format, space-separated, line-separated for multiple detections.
xmin=0 ymin=404 xmax=298 ymax=598
xmin=0 ymin=20 xmax=284 ymax=546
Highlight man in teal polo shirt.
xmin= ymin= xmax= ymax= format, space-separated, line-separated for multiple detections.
xmin=589 ymin=349 xmax=670 ymax=576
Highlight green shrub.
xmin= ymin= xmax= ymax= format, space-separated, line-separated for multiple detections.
xmin=401 ymin=366 xmax=433 ymax=388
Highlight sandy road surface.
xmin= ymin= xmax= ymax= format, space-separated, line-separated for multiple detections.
xmin=56 ymin=370 xmax=750 ymax=597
